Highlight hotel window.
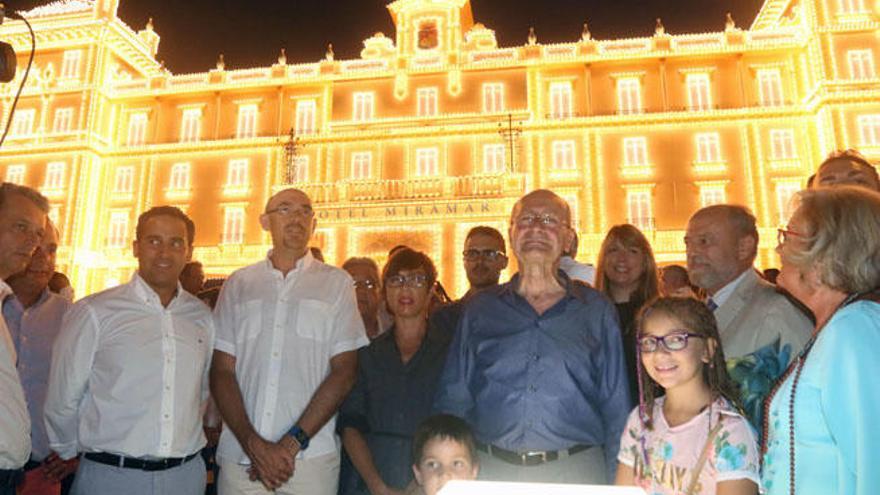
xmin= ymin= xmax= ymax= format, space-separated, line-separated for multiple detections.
xmin=775 ymin=182 xmax=800 ymax=225
xmin=757 ymin=69 xmax=784 ymax=107
xmin=623 ymin=137 xmax=648 ymax=167
xmin=11 ymin=109 xmax=35 ymax=137
xmin=686 ymin=73 xmax=712 ymax=111
xmin=107 ymin=211 xmax=129 ymax=248
xmin=626 ymin=190 xmax=653 ymax=231
xmin=838 ymin=0 xmax=867 ymax=14
xmin=552 ymin=140 xmax=576 ymax=170
xmin=295 ymin=100 xmax=317 ymax=135
xmin=236 ymin=104 xmax=258 ymax=138
xmin=353 ymin=92 xmax=375 ymax=121
xmin=226 ymin=159 xmax=249 ymax=188
xmin=52 ymin=108 xmax=74 ymax=133
xmin=44 ymin=162 xmax=65 ymax=190
xmin=292 ymin=156 xmax=309 ymax=183
xmin=858 ymin=114 xmax=880 ymax=146
xmin=617 ymin=78 xmax=643 ymax=115
xmin=48 ymin=205 xmax=60 ymax=227
xmin=126 ymin=113 xmax=147 ymax=146
xmin=417 ymin=88 xmax=438 ymax=117
xmin=60 ymin=50 xmax=82 ymax=80
xmin=351 ymin=152 xmax=372 ymax=179
xmin=5 ymin=165 xmax=25 ymax=184
xmin=415 ymin=148 xmax=439 ymax=176
xmin=169 ymin=162 xmax=191 ymax=191
xmin=549 ymin=82 xmax=573 ymax=119
xmin=483 ymin=83 xmax=504 ymax=113
xmin=695 ymin=133 xmax=722 ymax=163
xmin=483 ymin=144 xmax=506 ymax=173
xmin=770 ymin=129 xmax=796 ymax=159
xmin=847 ymin=50 xmax=875 ymax=79
xmin=113 ymin=166 xmax=134 ymax=194
xmin=222 ymin=207 xmax=245 ymax=244
xmin=180 ymin=108 xmax=202 ymax=142
xmin=699 ymin=186 xmax=726 ymax=207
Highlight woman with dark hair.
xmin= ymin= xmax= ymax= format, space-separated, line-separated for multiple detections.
xmin=338 ymin=249 xmax=451 ymax=495
xmin=595 ymin=224 xmax=660 ymax=402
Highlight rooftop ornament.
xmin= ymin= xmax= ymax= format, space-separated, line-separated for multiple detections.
xmin=527 ymin=27 xmax=537 ymax=46
xmin=725 ymin=12 xmax=737 ymax=31
xmin=655 ymin=18 xmax=666 ymax=36
xmin=581 ymin=21 xmax=592 ymax=42
xmin=325 ymin=43 xmax=335 ymax=62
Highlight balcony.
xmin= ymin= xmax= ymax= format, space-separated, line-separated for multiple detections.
xmin=278 ymin=174 xmax=525 ymax=204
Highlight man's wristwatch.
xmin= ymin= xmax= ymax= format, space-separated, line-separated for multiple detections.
xmin=287 ymin=425 xmax=310 ymax=451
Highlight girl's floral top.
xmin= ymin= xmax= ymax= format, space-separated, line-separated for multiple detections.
xmin=618 ymin=396 xmax=760 ymax=495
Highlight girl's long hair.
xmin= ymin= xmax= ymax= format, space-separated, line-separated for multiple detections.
xmin=634 ymin=297 xmax=742 ymax=430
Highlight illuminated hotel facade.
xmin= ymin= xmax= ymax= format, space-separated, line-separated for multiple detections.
xmin=1 ymin=0 xmax=879 ymax=297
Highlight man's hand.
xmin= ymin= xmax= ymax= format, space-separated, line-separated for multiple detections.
xmin=244 ymin=434 xmax=295 ymax=490
xmin=204 ymin=425 xmax=222 ymax=448
xmin=42 ymin=451 xmax=78 ymax=481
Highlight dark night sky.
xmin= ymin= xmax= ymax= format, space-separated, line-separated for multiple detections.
xmin=14 ymin=0 xmax=766 ymax=74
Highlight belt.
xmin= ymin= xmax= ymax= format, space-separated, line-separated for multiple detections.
xmin=476 ymin=443 xmax=592 ymax=466
xmin=84 ymin=452 xmax=199 ymax=472
xmin=0 ymin=468 xmax=23 ymax=487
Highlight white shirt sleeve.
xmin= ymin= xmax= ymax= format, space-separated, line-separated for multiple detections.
xmin=213 ymin=277 xmax=238 ymax=356
xmin=44 ymin=301 xmax=100 ymax=460
xmin=330 ymin=276 xmax=368 ymax=357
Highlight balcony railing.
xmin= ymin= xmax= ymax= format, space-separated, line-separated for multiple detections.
xmin=278 ymin=174 xmax=525 ymax=204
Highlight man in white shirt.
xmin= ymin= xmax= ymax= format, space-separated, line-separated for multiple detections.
xmin=44 ymin=206 xmax=215 ymax=495
xmin=211 ymin=188 xmax=367 ymax=494
xmin=0 ymin=183 xmax=47 ymax=495
xmin=685 ymin=204 xmax=811 ymax=360
xmin=3 ymin=222 xmax=76 ymax=493
xmin=559 ymin=231 xmax=596 ymax=286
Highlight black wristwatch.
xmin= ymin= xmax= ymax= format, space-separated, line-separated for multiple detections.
xmin=287 ymin=425 xmax=310 ymax=451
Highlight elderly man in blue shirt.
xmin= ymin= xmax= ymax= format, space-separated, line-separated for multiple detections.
xmin=434 ymin=189 xmax=631 ymax=484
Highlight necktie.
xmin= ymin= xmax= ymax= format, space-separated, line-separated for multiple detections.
xmin=706 ymin=298 xmax=718 ymax=312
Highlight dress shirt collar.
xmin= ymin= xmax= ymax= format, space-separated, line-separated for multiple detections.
xmin=502 ymin=269 xmax=587 ymax=304
xmin=709 ymin=268 xmax=752 ymax=309
xmin=130 ymin=272 xmax=184 ymax=309
xmin=4 ymin=288 xmax=50 ymax=313
xmin=0 ymin=278 xmax=11 ymax=300
xmin=262 ymin=248 xmax=315 ymax=277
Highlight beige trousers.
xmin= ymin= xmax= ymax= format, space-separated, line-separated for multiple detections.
xmin=218 ymin=453 xmax=339 ymax=495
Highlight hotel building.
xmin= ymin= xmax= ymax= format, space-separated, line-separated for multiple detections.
xmin=1 ymin=0 xmax=878 ymax=296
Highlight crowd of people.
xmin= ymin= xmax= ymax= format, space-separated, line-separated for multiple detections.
xmin=0 ymin=148 xmax=878 ymax=495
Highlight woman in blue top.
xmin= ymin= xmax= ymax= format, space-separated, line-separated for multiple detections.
xmin=338 ymin=249 xmax=451 ymax=495
xmin=763 ymin=186 xmax=880 ymax=495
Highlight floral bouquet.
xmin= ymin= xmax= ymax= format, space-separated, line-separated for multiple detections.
xmin=726 ymin=338 xmax=792 ymax=436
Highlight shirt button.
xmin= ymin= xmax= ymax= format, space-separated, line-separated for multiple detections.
xmin=164 ymin=414 xmax=170 ymax=419
xmin=532 ymin=354 xmax=539 ymax=361
xmin=273 ymin=352 xmax=280 ymax=358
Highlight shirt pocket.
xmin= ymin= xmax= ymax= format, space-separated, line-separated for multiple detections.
xmin=234 ymin=300 xmax=263 ymax=344
xmin=295 ymin=299 xmax=332 ymax=341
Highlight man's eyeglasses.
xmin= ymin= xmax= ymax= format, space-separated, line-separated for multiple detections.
xmin=514 ymin=213 xmax=566 ymax=229
xmin=353 ymin=279 xmax=377 ymax=290
xmin=638 ymin=331 xmax=704 ymax=353
xmin=265 ymin=204 xmax=314 ymax=218
xmin=386 ymin=274 xmax=430 ymax=289
xmin=463 ymin=249 xmax=506 ymax=261
xmin=777 ymin=228 xmax=804 ymax=245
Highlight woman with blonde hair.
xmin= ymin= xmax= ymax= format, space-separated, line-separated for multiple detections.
xmin=595 ymin=224 xmax=660 ymax=402
xmin=763 ymin=186 xmax=880 ymax=495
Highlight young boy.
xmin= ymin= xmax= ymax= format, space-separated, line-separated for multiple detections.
xmin=410 ymin=415 xmax=479 ymax=495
